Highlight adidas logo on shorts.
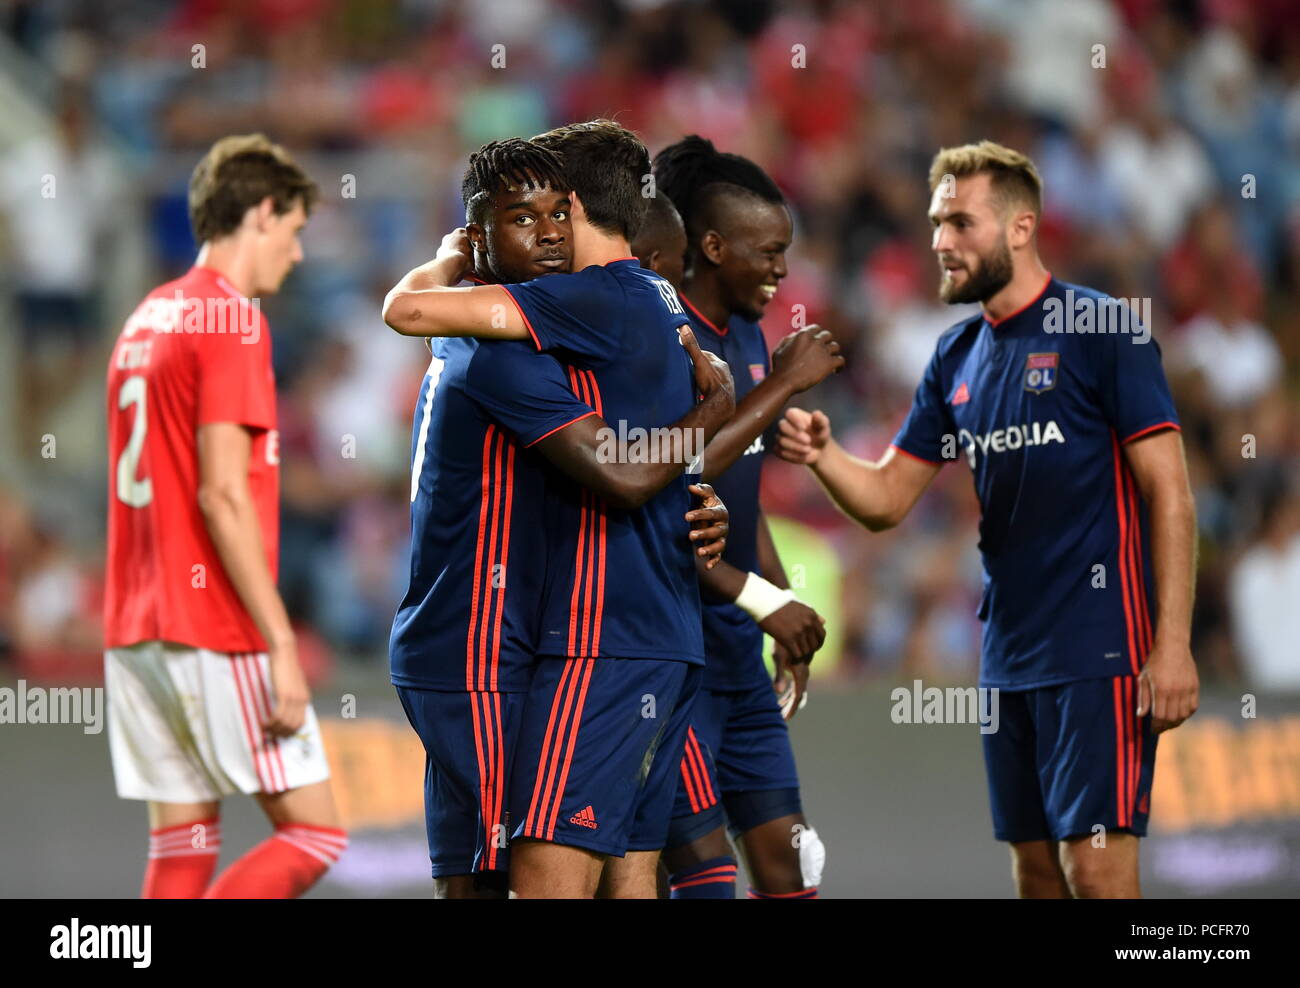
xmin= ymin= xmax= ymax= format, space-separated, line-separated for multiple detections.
xmin=569 ymin=805 xmax=598 ymax=830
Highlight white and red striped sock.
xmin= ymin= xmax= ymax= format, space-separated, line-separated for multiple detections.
xmin=141 ymin=818 xmax=222 ymax=899
xmin=203 ymin=823 xmax=347 ymax=899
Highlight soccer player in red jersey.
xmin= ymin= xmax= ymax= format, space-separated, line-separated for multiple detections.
xmin=104 ymin=134 xmax=346 ymax=899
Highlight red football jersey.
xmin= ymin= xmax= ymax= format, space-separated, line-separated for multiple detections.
xmin=104 ymin=266 xmax=280 ymax=652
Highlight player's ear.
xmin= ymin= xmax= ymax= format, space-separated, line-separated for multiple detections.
xmin=698 ymin=229 xmax=726 ymax=267
xmin=569 ymin=189 xmax=587 ymax=223
xmin=465 ymin=223 xmax=487 ymax=253
xmin=1008 ymin=209 xmax=1037 ymax=250
xmin=250 ymin=195 xmax=277 ymax=233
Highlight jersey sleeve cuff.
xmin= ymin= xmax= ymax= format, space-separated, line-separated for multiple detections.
xmin=523 ymin=410 xmax=597 ymax=448
xmin=889 ymin=442 xmax=945 ymax=466
xmin=1120 ymin=421 xmax=1180 ymax=445
xmin=500 ymin=286 xmax=544 ymax=351
xmin=196 ymin=412 xmax=275 ymax=432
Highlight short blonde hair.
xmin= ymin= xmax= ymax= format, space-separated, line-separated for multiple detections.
xmin=928 ymin=140 xmax=1043 ymax=218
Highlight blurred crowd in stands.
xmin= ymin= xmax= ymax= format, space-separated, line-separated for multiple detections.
xmin=1 ymin=0 xmax=1298 ymax=690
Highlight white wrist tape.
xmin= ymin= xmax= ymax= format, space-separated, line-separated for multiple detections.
xmin=734 ymin=572 xmax=797 ymax=622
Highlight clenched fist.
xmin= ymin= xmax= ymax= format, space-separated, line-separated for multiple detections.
xmin=777 ymin=407 xmax=833 ymax=465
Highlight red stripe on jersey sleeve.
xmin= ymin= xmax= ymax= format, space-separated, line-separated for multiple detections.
xmin=1121 ymin=421 xmax=1180 ymax=445
xmin=500 ymin=286 xmax=543 ymax=351
xmin=524 ymin=410 xmax=597 ymax=448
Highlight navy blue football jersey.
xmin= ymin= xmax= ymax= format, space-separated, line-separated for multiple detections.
xmin=680 ymin=294 xmax=773 ymax=691
xmin=389 ymin=337 xmax=596 ymax=692
xmin=892 ymin=277 xmax=1180 ymax=690
xmin=504 ymin=259 xmax=705 ymax=665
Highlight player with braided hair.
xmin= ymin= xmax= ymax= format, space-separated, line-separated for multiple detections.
xmin=391 ymin=136 xmax=733 ymax=897
xmin=642 ymin=136 xmax=842 ymax=899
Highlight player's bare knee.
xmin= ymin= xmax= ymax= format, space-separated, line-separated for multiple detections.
xmin=1059 ymin=837 xmax=1137 ymax=899
xmin=256 ymin=779 xmax=340 ymax=829
xmin=743 ymin=834 xmax=807 ymax=894
xmin=1010 ymin=842 xmax=1068 ymax=898
xmin=148 ymin=800 xmax=220 ymax=830
xmin=1012 ymin=865 xmax=1069 ymax=899
xmin=739 ymin=813 xmax=817 ymax=894
xmin=598 ymin=852 xmax=660 ymax=899
xmin=511 ymin=840 xmax=603 ymax=898
xmin=1061 ymin=860 xmax=1121 ymax=899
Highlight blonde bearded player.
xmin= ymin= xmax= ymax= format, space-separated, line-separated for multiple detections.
xmin=779 ymin=142 xmax=1198 ymax=898
xmin=104 ymin=135 xmax=346 ymax=898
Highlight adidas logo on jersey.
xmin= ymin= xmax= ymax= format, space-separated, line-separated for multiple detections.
xmin=569 ymin=805 xmax=599 ymax=830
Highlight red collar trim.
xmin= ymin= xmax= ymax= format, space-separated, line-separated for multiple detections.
xmin=680 ymin=292 xmax=728 ymax=336
xmin=984 ymin=273 xmax=1053 ymax=328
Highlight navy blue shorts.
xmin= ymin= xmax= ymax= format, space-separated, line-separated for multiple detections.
xmin=983 ymin=674 xmax=1158 ymax=843
xmin=395 ymin=687 xmax=525 ymax=877
xmin=509 ymin=656 xmax=701 ymax=856
xmin=667 ymin=679 xmax=802 ymax=847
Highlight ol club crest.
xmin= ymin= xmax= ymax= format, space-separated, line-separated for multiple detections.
xmin=1024 ymin=352 xmax=1059 ymax=394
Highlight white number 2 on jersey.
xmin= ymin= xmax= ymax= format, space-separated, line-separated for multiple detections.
xmin=116 ymin=375 xmax=153 ymax=508
xmin=410 ymin=355 xmax=446 ymax=503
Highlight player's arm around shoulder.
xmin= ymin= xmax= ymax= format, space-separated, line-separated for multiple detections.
xmin=382 ymin=228 xmax=530 ymax=342
xmin=1124 ymin=427 xmax=1200 ymax=733
xmin=529 ymin=326 xmax=734 ymax=510
xmin=777 ymin=408 xmax=939 ymax=531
